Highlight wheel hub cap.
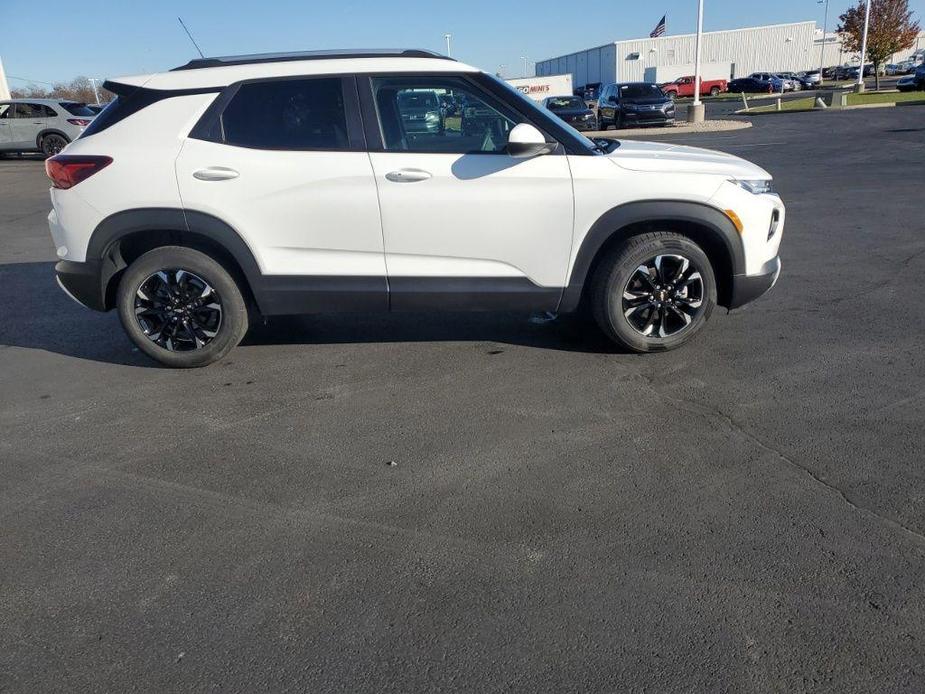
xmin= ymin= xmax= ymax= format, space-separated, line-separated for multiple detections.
xmin=133 ymin=269 xmax=222 ymax=352
xmin=621 ymin=254 xmax=705 ymax=338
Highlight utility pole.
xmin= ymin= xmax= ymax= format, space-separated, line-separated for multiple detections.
xmin=444 ymin=33 xmax=452 ymax=58
xmin=689 ymin=0 xmax=705 ymax=122
xmin=857 ymin=0 xmax=872 ymax=90
xmin=818 ymin=0 xmax=830 ymax=84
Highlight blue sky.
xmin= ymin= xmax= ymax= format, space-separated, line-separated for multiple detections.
xmin=3 ymin=0 xmax=924 ymax=85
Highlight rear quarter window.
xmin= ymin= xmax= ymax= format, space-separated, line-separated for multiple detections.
xmin=60 ymin=102 xmax=96 ymax=117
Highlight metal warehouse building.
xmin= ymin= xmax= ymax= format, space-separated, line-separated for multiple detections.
xmin=536 ymin=21 xmax=816 ymax=89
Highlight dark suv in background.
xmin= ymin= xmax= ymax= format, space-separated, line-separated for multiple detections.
xmin=597 ymin=83 xmax=675 ymax=129
xmin=541 ymin=95 xmax=598 ymax=131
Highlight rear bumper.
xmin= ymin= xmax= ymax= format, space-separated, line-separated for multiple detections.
xmin=55 ymin=259 xmax=106 ymax=311
xmin=729 ymin=256 xmax=781 ymax=309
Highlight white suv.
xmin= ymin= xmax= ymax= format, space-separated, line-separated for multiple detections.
xmin=47 ymin=49 xmax=784 ymax=368
xmin=1 ymin=99 xmax=96 ymax=156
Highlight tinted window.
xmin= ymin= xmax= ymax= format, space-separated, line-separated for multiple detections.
xmin=546 ymin=97 xmax=585 ymax=110
xmin=618 ymin=84 xmax=665 ymax=99
xmin=12 ymin=103 xmax=46 ymax=118
xmin=373 ymin=76 xmax=520 ymax=154
xmin=220 ymin=78 xmax=348 ymax=150
xmin=60 ymin=102 xmax=96 ymax=117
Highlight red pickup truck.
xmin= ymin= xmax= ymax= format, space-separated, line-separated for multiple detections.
xmin=660 ymin=76 xmax=727 ymax=99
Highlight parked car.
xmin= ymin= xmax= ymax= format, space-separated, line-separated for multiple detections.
xmin=896 ymin=75 xmax=918 ymax=92
xmin=397 ymin=89 xmax=443 ymax=133
xmin=659 ymin=76 xmax=727 ymax=99
xmin=915 ymin=63 xmax=925 ymax=90
xmin=776 ymin=72 xmax=806 ymax=91
xmin=798 ymin=70 xmax=822 ymax=88
xmin=597 ymin=82 xmax=675 ymax=129
xmin=542 ymin=95 xmax=598 ymax=131
xmin=0 ymin=98 xmax=96 ymax=157
xmin=749 ymin=73 xmax=787 ymax=92
xmin=47 ymin=48 xmax=784 ymax=367
xmin=727 ymin=77 xmax=774 ymax=94
xmin=576 ymin=83 xmax=601 ymax=107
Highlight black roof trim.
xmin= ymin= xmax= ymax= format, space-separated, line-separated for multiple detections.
xmin=171 ymin=49 xmax=453 ymax=71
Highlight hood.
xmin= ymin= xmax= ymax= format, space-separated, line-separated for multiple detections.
xmin=622 ymin=97 xmax=671 ymax=106
xmin=607 ymin=140 xmax=771 ymax=179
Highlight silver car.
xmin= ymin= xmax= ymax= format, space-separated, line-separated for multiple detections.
xmin=0 ymin=98 xmax=96 ymax=157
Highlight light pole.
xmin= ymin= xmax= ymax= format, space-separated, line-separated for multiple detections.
xmin=857 ymin=0 xmax=872 ymax=90
xmin=89 ymin=77 xmax=102 ymax=105
xmin=689 ymin=0 xmax=705 ymax=122
xmin=818 ymin=0 xmax=830 ymax=84
xmin=520 ymin=56 xmax=530 ymax=77
xmin=497 ymin=64 xmax=506 ymax=78
xmin=444 ymin=33 xmax=452 ymax=58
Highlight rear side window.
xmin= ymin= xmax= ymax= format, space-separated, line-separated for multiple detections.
xmin=60 ymin=102 xmax=96 ymax=117
xmin=219 ymin=78 xmax=348 ymax=150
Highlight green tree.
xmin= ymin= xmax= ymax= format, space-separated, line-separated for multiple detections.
xmin=837 ymin=0 xmax=920 ymax=90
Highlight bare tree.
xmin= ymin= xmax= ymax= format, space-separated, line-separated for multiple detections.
xmin=10 ymin=76 xmax=108 ymax=104
xmin=838 ymin=0 xmax=921 ymax=89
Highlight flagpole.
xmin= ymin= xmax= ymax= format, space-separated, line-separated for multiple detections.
xmin=689 ymin=0 xmax=705 ymax=122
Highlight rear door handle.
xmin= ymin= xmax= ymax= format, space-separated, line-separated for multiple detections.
xmin=385 ymin=168 xmax=432 ymax=183
xmin=193 ymin=167 xmax=239 ymax=181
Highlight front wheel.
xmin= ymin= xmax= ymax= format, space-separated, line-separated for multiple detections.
xmin=590 ymin=232 xmax=717 ymax=353
xmin=117 ymin=246 xmax=249 ymax=368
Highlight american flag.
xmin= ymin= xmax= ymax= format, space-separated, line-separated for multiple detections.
xmin=650 ymin=15 xmax=666 ymax=38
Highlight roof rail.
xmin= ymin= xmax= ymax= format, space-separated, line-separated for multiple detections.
xmin=171 ymin=48 xmax=453 ymax=71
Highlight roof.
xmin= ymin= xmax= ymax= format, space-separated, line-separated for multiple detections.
xmin=111 ymin=51 xmax=479 ymax=92
xmin=172 ymin=48 xmax=452 ymax=71
xmin=0 ymin=98 xmax=82 ymax=105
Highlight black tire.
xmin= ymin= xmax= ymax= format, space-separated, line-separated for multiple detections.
xmin=40 ymin=133 xmax=69 ymax=157
xmin=590 ymin=232 xmax=717 ymax=353
xmin=710 ymin=86 xmax=721 ymax=96
xmin=117 ymin=246 xmax=249 ymax=368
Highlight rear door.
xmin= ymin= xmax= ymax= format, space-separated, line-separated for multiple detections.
xmin=9 ymin=102 xmax=46 ymax=148
xmin=361 ymin=73 xmax=574 ymax=310
xmin=176 ymin=75 xmax=387 ymax=310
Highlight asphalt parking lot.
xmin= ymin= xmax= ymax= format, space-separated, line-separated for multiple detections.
xmin=2 ymin=106 xmax=924 ymax=692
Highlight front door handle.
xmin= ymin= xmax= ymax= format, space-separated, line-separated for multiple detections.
xmin=385 ymin=168 xmax=432 ymax=183
xmin=193 ymin=167 xmax=239 ymax=181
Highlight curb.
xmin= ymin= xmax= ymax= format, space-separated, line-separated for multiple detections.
xmin=587 ymin=120 xmax=752 ymax=137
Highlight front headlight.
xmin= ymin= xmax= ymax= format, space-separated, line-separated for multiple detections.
xmin=731 ymin=178 xmax=775 ymax=195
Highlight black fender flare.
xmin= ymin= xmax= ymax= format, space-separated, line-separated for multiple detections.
xmin=87 ymin=207 xmax=268 ymax=311
xmin=557 ymin=200 xmax=745 ymax=313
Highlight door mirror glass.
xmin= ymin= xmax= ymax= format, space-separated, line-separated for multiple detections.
xmin=506 ymin=123 xmax=555 ymax=158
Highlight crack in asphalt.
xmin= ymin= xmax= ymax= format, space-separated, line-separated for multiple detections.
xmin=632 ymin=370 xmax=925 ymax=551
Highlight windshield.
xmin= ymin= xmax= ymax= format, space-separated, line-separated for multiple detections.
xmin=546 ymin=96 xmax=585 ymax=111
xmin=397 ymin=91 xmax=439 ymax=109
xmin=619 ymin=84 xmax=665 ymax=99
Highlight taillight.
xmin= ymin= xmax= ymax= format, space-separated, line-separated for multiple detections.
xmin=67 ymin=118 xmax=92 ymax=126
xmin=45 ymin=155 xmax=113 ymax=189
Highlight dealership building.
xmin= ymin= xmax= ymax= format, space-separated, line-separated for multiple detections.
xmin=535 ymin=21 xmax=817 ymax=89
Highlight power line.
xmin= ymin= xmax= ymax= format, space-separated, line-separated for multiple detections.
xmin=8 ymin=75 xmax=55 ymax=86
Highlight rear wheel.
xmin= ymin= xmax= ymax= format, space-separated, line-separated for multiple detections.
xmin=40 ymin=133 xmax=69 ymax=157
xmin=590 ymin=232 xmax=716 ymax=353
xmin=710 ymin=86 xmax=721 ymax=96
xmin=117 ymin=246 xmax=249 ymax=368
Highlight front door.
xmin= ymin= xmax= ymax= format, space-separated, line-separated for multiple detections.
xmin=0 ymin=103 xmax=12 ymax=149
xmin=175 ymin=75 xmax=387 ymax=312
xmin=362 ymin=74 xmax=574 ymax=311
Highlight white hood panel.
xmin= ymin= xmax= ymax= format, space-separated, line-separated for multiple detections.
xmin=607 ymin=140 xmax=771 ymax=180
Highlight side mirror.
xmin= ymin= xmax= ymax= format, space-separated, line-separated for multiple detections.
xmin=507 ymin=123 xmax=556 ymax=158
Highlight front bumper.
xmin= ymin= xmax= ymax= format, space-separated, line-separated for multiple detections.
xmin=55 ymin=259 xmax=106 ymax=311
xmin=729 ymin=256 xmax=781 ymax=309
xmin=623 ymin=110 xmax=675 ymax=125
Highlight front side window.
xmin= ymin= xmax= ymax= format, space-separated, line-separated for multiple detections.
xmin=371 ymin=76 xmax=519 ymax=154
xmin=220 ymin=78 xmax=348 ymax=150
